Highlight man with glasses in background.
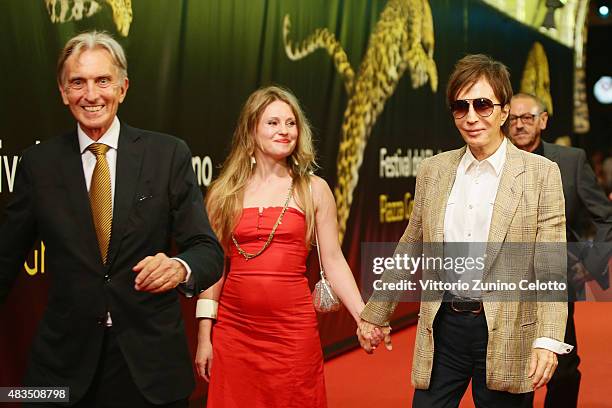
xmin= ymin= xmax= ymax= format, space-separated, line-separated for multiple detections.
xmin=509 ymin=93 xmax=612 ymax=408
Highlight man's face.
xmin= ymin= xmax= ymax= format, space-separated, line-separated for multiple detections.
xmin=452 ymin=77 xmax=509 ymax=157
xmin=59 ymin=48 xmax=129 ymax=141
xmin=509 ymin=97 xmax=548 ymax=152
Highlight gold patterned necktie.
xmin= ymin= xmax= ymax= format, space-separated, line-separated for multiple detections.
xmin=88 ymin=143 xmax=112 ymax=264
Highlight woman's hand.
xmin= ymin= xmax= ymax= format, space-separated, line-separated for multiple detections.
xmin=354 ymin=302 xmax=366 ymax=325
xmin=195 ymin=338 xmax=214 ymax=382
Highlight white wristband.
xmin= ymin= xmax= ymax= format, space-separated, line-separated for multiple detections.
xmin=196 ymin=299 xmax=219 ymax=319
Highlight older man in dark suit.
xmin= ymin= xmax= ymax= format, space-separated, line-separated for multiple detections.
xmin=0 ymin=31 xmax=224 ymax=407
xmin=509 ymin=92 xmax=612 ymax=408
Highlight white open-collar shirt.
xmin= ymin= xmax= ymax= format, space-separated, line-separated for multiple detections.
xmin=443 ymin=138 xmax=572 ymax=354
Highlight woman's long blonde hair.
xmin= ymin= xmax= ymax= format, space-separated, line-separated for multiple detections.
xmin=206 ymin=85 xmax=317 ymax=250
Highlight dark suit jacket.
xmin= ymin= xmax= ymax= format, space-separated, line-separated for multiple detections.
xmin=543 ymin=141 xmax=612 ymax=291
xmin=0 ymin=123 xmax=223 ymax=404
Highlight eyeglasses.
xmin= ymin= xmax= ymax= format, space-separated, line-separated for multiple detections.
xmin=508 ymin=113 xmax=541 ymax=126
xmin=450 ymin=98 xmax=503 ymax=119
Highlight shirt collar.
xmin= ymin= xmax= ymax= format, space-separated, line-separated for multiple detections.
xmin=78 ymin=116 xmax=120 ymax=154
xmin=460 ymin=137 xmax=507 ymax=177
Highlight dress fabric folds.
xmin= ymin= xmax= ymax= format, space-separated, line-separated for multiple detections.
xmin=207 ymin=207 xmax=327 ymax=408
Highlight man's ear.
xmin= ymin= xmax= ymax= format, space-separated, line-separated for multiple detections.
xmin=500 ymin=103 xmax=510 ymax=126
xmin=58 ymin=82 xmax=69 ymax=106
xmin=118 ymin=77 xmax=129 ymax=103
xmin=539 ymin=112 xmax=549 ymax=131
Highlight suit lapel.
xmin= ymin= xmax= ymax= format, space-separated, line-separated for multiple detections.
xmin=59 ymin=132 xmax=102 ymax=264
xmin=431 ymin=147 xmax=465 ymax=243
xmin=542 ymin=141 xmax=559 ymax=163
xmin=483 ymin=142 xmax=525 ymax=277
xmin=543 ymin=142 xmax=572 ymax=215
xmin=106 ymin=123 xmax=144 ymax=268
xmin=426 ymin=148 xmax=463 ymax=283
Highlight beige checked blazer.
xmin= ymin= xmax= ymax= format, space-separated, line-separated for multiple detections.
xmin=361 ymin=139 xmax=568 ymax=393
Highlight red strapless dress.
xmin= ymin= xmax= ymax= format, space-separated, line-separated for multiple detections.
xmin=206 ymin=207 xmax=327 ymax=408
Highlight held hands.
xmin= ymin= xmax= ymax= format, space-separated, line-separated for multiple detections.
xmin=133 ymin=253 xmax=187 ymax=293
xmin=528 ymin=348 xmax=558 ymax=390
xmin=195 ymin=339 xmax=214 ymax=382
xmin=356 ymin=319 xmax=392 ymax=354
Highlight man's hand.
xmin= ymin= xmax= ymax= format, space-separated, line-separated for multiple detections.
xmin=528 ymin=348 xmax=558 ymax=389
xmin=571 ymin=262 xmax=591 ymax=287
xmin=133 ymin=253 xmax=186 ymax=293
xmin=356 ymin=319 xmax=392 ymax=354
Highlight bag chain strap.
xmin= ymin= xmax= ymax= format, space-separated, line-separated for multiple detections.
xmin=310 ymin=180 xmax=327 ymax=282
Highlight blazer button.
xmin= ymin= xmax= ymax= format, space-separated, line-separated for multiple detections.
xmin=104 ymin=274 xmax=110 ymax=283
xmin=97 ymin=317 xmax=105 ymax=326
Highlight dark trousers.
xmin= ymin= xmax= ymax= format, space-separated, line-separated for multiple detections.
xmin=544 ymin=301 xmax=580 ymax=408
xmin=413 ymin=304 xmax=534 ymax=408
xmin=23 ymin=328 xmax=188 ymax=408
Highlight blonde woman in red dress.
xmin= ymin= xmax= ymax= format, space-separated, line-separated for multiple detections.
xmin=195 ymin=86 xmax=365 ymax=408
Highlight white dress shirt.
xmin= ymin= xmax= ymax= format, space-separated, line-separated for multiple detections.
xmin=443 ymin=138 xmax=572 ymax=354
xmin=444 ymin=137 xmax=506 ymax=299
xmin=78 ymin=117 xmax=193 ymax=326
xmin=444 ymin=137 xmax=506 ymax=244
xmin=78 ymin=117 xmax=120 ymax=209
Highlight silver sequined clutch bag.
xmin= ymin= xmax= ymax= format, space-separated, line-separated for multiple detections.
xmin=310 ymin=177 xmax=341 ymax=313
xmin=313 ymin=269 xmax=341 ymax=313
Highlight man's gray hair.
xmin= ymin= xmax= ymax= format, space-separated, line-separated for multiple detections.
xmin=57 ymin=31 xmax=128 ymax=84
xmin=512 ymin=93 xmax=547 ymax=113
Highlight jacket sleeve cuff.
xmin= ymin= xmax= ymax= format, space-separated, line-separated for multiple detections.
xmin=360 ymin=302 xmax=392 ymax=327
xmin=172 ymin=257 xmax=194 ymax=297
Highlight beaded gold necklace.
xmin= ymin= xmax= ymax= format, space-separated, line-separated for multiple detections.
xmin=232 ymin=180 xmax=294 ymax=260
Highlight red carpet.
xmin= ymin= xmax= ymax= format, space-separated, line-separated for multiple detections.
xmin=325 ymin=302 xmax=612 ymax=407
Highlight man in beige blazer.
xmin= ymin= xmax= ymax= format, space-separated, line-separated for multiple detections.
xmin=359 ymin=55 xmax=571 ymax=407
